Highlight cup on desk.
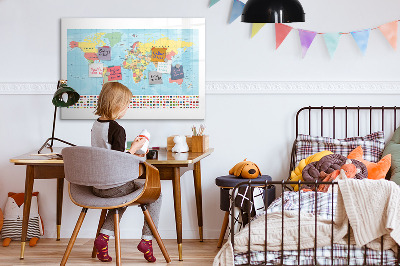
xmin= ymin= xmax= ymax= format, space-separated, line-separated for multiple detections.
xmin=146 ymin=150 xmax=158 ymax=160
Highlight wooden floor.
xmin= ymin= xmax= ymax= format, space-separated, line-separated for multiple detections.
xmin=0 ymin=239 xmax=221 ymax=265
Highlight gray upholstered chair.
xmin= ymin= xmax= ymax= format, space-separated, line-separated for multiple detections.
xmin=60 ymin=146 xmax=171 ymax=265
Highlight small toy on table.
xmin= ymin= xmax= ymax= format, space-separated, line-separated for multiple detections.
xmin=172 ymin=135 xmax=189 ymax=153
xmin=229 ymin=159 xmax=261 ymax=179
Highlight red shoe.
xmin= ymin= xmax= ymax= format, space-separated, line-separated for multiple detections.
xmin=137 ymin=239 xmax=156 ymax=262
xmin=94 ymin=233 xmax=112 ymax=262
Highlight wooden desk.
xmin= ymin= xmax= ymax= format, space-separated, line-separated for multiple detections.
xmin=10 ymin=147 xmax=213 ymax=261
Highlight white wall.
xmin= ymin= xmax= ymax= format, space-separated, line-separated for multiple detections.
xmin=1 ymin=0 xmax=400 ymax=240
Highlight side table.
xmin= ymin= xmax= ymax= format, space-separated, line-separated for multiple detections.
xmin=215 ymin=175 xmax=275 ymax=248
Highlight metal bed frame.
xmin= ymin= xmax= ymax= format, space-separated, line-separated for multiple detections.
xmin=230 ymin=106 xmax=400 ymax=266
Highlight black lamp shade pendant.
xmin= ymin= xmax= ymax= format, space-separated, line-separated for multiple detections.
xmin=242 ymin=0 xmax=305 ymax=23
xmin=52 ymin=83 xmax=80 ymax=107
xmin=38 ymin=80 xmax=80 ymax=154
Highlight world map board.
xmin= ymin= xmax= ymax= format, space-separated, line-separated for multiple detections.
xmin=67 ymin=28 xmax=200 ymax=110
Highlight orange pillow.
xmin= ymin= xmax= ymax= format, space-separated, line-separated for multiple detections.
xmin=347 ymin=146 xmax=391 ymax=180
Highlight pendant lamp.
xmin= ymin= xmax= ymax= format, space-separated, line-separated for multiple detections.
xmin=241 ymin=0 xmax=305 ymax=23
xmin=38 ymin=80 xmax=80 ymax=154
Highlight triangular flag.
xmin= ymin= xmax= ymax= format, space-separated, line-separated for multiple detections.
xmin=323 ymin=33 xmax=341 ymax=58
xmin=378 ymin=21 xmax=398 ymax=50
xmin=209 ymin=0 xmax=220 ymax=7
xmin=275 ymin=23 xmax=293 ymax=49
xmin=229 ymin=0 xmax=245 ymax=24
xmin=351 ymin=29 xmax=370 ymax=55
xmin=298 ymin=29 xmax=317 ymax=58
xmin=251 ymin=23 xmax=266 ymax=38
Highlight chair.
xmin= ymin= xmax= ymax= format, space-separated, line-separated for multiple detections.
xmin=60 ymin=146 xmax=171 ymax=265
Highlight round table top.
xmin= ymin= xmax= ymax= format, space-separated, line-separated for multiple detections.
xmin=215 ymin=175 xmax=272 ymax=188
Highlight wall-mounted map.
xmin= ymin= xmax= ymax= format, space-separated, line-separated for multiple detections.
xmin=61 ymin=18 xmax=205 ymax=119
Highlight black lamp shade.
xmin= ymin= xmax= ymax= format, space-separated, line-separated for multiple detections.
xmin=241 ymin=0 xmax=305 ymax=23
xmin=52 ymin=84 xmax=80 ymax=107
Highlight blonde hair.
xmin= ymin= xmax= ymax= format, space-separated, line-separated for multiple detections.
xmin=95 ymin=82 xmax=133 ymax=120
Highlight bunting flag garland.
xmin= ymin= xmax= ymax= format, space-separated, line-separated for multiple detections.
xmin=275 ymin=23 xmax=293 ymax=49
xmin=251 ymin=23 xmax=266 ymax=38
xmin=208 ymin=3 xmax=400 ymax=57
xmin=378 ymin=21 xmax=398 ymax=50
xmin=209 ymin=0 xmax=220 ymax=8
xmin=229 ymin=0 xmax=245 ymax=24
xmin=298 ymin=29 xmax=317 ymax=58
xmin=323 ymin=33 xmax=341 ymax=58
xmin=351 ymin=29 xmax=370 ymax=55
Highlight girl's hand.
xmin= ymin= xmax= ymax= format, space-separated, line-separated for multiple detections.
xmin=129 ymin=137 xmax=147 ymax=154
xmin=134 ymin=148 xmax=149 ymax=157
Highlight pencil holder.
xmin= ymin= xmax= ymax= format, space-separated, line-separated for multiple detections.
xmin=191 ymin=135 xmax=209 ymax=153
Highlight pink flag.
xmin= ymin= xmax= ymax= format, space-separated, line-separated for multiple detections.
xmin=298 ymin=29 xmax=317 ymax=58
xmin=378 ymin=21 xmax=398 ymax=50
xmin=275 ymin=23 xmax=293 ymax=49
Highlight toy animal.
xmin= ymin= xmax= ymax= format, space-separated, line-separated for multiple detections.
xmin=1 ymin=192 xmax=43 ymax=247
xmin=172 ymin=135 xmax=189 ymax=153
xmin=229 ymin=159 xmax=261 ymax=179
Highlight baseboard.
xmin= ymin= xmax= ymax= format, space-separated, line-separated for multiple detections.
xmin=1 ymin=81 xmax=400 ymax=94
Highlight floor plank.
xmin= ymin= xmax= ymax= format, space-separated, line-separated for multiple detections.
xmin=0 ymin=239 xmax=221 ymax=265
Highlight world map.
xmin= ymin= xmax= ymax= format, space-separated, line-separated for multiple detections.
xmin=67 ymin=29 xmax=200 ymax=97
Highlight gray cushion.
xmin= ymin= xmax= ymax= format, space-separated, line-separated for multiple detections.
xmin=382 ymin=126 xmax=400 ymax=184
xmin=62 ymin=146 xmax=145 ymax=188
xmin=69 ymin=180 xmax=145 ymax=208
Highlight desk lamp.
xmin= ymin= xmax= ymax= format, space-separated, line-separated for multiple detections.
xmin=241 ymin=0 xmax=305 ymax=23
xmin=38 ymin=80 xmax=80 ymax=154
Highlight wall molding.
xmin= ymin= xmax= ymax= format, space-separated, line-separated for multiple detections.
xmin=1 ymin=81 xmax=400 ymax=95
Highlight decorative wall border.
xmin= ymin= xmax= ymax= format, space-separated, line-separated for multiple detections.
xmin=1 ymin=81 xmax=400 ymax=95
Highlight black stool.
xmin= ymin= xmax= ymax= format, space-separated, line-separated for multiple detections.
xmin=215 ymin=175 xmax=275 ymax=248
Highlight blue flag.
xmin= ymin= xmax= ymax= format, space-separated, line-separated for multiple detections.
xmin=229 ymin=0 xmax=245 ymax=23
xmin=351 ymin=29 xmax=370 ymax=55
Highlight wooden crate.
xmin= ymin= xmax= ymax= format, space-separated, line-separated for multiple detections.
xmin=167 ymin=135 xmax=192 ymax=151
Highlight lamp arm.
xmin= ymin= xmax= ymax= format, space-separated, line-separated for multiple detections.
xmin=50 ymin=105 xmax=57 ymax=148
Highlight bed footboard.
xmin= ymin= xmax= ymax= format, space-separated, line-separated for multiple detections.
xmin=230 ymin=180 xmax=400 ymax=266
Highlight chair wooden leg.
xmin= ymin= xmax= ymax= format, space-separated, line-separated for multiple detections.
xmin=217 ymin=211 xmax=230 ymax=248
xmin=114 ymin=210 xmax=121 ymax=266
xmin=60 ymin=208 xmax=88 ymax=266
xmin=141 ymin=205 xmax=171 ymax=263
xmin=91 ymin=209 xmax=108 ymax=258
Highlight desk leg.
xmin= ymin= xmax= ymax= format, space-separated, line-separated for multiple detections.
xmin=56 ymin=178 xmax=64 ymax=241
xmin=193 ymin=161 xmax=203 ymax=242
xmin=20 ymin=165 xmax=35 ymax=259
xmin=172 ymin=167 xmax=183 ymax=261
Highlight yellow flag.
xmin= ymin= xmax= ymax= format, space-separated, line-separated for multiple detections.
xmin=251 ymin=23 xmax=266 ymax=38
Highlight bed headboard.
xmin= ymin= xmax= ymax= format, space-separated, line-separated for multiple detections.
xmin=290 ymin=106 xmax=400 ymax=179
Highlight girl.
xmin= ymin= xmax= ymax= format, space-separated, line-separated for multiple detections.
xmin=91 ymin=82 xmax=161 ymax=263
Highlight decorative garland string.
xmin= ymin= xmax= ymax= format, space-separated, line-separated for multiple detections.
xmin=280 ymin=20 xmax=400 ymax=35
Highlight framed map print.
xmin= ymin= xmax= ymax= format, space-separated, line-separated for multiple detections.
xmin=61 ymin=18 xmax=205 ymax=119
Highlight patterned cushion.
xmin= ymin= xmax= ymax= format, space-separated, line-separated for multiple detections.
xmin=295 ymin=131 xmax=385 ymax=166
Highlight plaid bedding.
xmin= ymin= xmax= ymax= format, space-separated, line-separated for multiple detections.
xmin=294 ymin=131 xmax=385 ymax=166
xmin=234 ymin=244 xmax=397 ymax=265
xmin=234 ymin=191 xmax=397 ymax=265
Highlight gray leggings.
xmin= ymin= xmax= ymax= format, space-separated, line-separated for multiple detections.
xmin=92 ymin=180 xmax=162 ymax=240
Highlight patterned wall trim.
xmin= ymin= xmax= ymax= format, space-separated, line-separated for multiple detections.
xmin=1 ymin=81 xmax=400 ymax=95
